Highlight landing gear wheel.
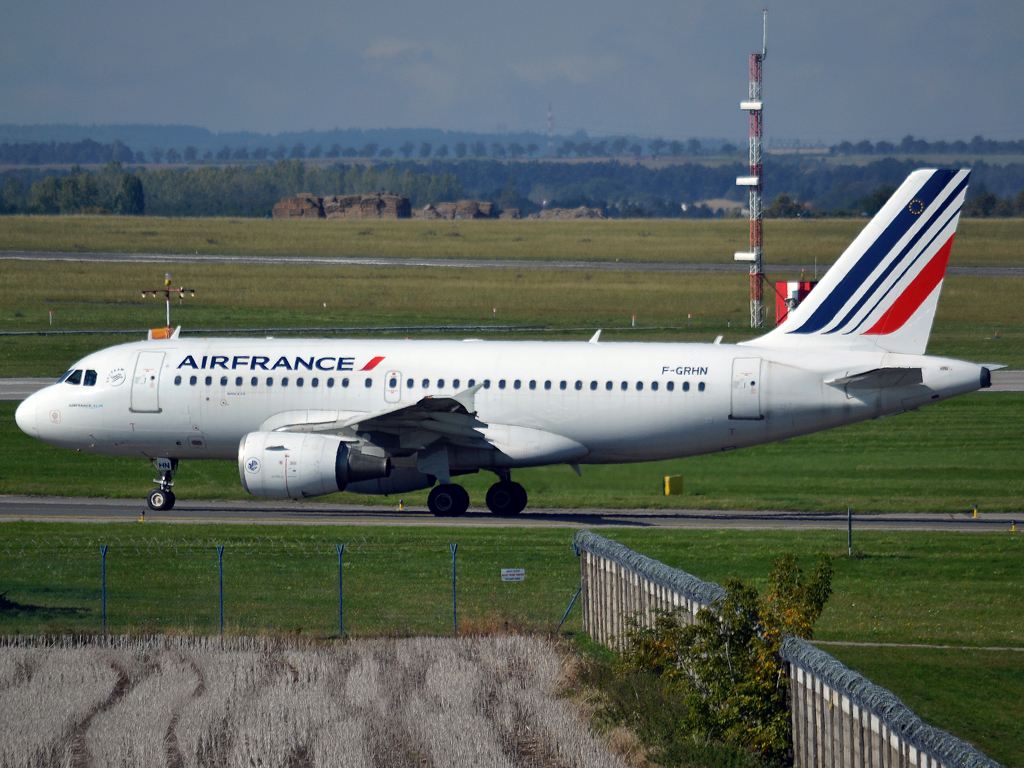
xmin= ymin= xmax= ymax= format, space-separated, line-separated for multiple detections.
xmin=486 ymin=481 xmax=527 ymax=516
xmin=147 ymin=489 xmax=175 ymax=511
xmin=428 ymin=484 xmax=470 ymax=517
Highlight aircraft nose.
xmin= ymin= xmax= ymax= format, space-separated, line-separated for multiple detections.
xmin=15 ymin=395 xmax=38 ymax=437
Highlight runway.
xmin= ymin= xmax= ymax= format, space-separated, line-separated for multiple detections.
xmin=0 ymin=495 xmax=1018 ymax=531
xmin=3 ymin=249 xmax=1023 ymax=277
xmin=3 ymin=372 xmax=1021 ymax=401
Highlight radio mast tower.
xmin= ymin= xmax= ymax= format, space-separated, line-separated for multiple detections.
xmin=547 ymin=103 xmax=554 ymax=157
xmin=734 ymin=11 xmax=767 ymax=328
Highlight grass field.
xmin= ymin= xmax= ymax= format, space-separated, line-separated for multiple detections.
xmin=3 ymin=393 xmax=1022 ymax=512
xmin=1 ymin=522 xmax=1021 ymax=762
xmin=1 ymin=214 xmax=1023 ymax=266
xmin=1 ymin=258 xmax=1021 ymax=376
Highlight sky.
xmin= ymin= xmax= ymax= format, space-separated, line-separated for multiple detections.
xmin=1 ymin=0 xmax=1021 ymax=143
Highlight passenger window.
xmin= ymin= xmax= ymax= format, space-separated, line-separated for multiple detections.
xmin=438 ymin=379 xmax=445 ymax=389
xmin=575 ymin=381 xmax=583 ymax=390
xmin=83 ymin=370 xmax=98 ymax=386
xmin=251 ymin=377 xmax=258 ymax=386
xmin=652 ymin=381 xmax=659 ymax=391
xmin=514 ymin=380 xmax=521 ymax=390
xmin=636 ymin=382 xmax=643 ymax=391
xmin=297 ymin=378 xmax=304 ymax=387
xmin=328 ymin=378 xmax=335 ymax=388
xmin=499 ymin=380 xmax=506 ymax=389
xmin=683 ymin=381 xmax=690 ymax=392
xmin=544 ymin=381 xmax=551 ymax=390
xmin=468 ymin=379 xmax=476 ymax=387
xmin=282 ymin=377 xmax=289 ymax=386
xmin=483 ymin=379 xmax=491 ymax=389
xmin=267 ymin=377 xmax=273 ymax=386
xmin=529 ymin=380 xmax=536 ymax=390
xmin=407 ymin=378 xmax=414 ymax=388
xmin=190 ymin=376 xmax=198 ymax=386
xmin=220 ymin=376 xmax=228 ymax=386
xmin=342 ymin=378 xmax=349 ymax=388
xmin=667 ymin=381 xmax=674 ymax=391
xmin=174 ymin=375 xmax=182 ymax=385
xmin=389 ymin=377 xmax=397 ymax=388
xmin=205 ymin=376 xmax=212 ymax=386
xmin=65 ymin=370 xmax=83 ymax=385
xmin=422 ymin=378 xmax=430 ymax=388
xmin=312 ymin=378 xmax=319 ymax=388
xmin=589 ymin=381 xmax=597 ymax=390
xmin=453 ymin=379 xmax=460 ymax=389
xmin=620 ymin=381 xmax=628 ymax=391
xmin=698 ymin=382 xmax=706 ymax=392
xmin=235 ymin=376 xmax=243 ymax=386
xmin=605 ymin=381 xmax=612 ymax=390
xmin=559 ymin=381 xmax=567 ymax=390
xmin=364 ymin=378 xmax=372 ymax=388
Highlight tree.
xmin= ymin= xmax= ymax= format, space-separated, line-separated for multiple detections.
xmin=454 ymin=141 xmax=467 ymax=158
xmin=203 ymin=150 xmax=214 ymax=160
xmin=289 ymin=142 xmax=306 ymax=159
xmin=765 ymin=193 xmax=806 ymax=218
xmin=342 ymin=147 xmax=358 ymax=158
xmin=720 ymin=142 xmax=737 ymax=155
xmin=150 ymin=147 xmax=164 ymax=164
xmin=112 ymin=173 xmax=144 ymax=215
xmin=525 ymin=143 xmax=539 ymax=157
xmin=852 ymin=184 xmax=896 ymax=216
xmin=232 ymin=146 xmax=249 ymax=160
xmin=854 ymin=140 xmax=873 ymax=154
xmin=326 ymin=143 xmax=341 ymax=158
xmin=419 ymin=142 xmax=432 ymax=158
xmin=668 ymin=140 xmax=684 ymax=157
xmin=134 ymin=151 xmax=146 ymax=163
xmin=611 ymin=137 xmax=629 ymax=156
xmin=471 ymin=141 xmax=487 ymax=157
xmin=687 ymin=138 xmax=701 ymax=155
xmin=216 ymin=145 xmax=232 ymax=160
xmin=399 ymin=141 xmax=415 ymax=158
xmin=1015 ymin=188 xmax=1024 ymax=216
xmin=557 ymin=140 xmax=575 ymax=158
xmin=575 ymin=141 xmax=592 ymax=157
xmin=435 ymin=144 xmax=449 ymax=158
xmin=360 ymin=143 xmax=379 ymax=158
xmin=649 ymin=138 xmax=666 ymax=158
xmin=308 ymin=144 xmax=323 ymax=158
xmin=165 ymin=148 xmax=182 ymax=163
xmin=491 ymin=142 xmax=506 ymax=158
xmin=379 ymin=147 xmax=394 ymax=158
xmin=252 ymin=147 xmax=269 ymax=160
xmin=183 ymin=146 xmax=198 ymax=162
xmin=507 ymin=142 xmax=524 ymax=159
xmin=592 ymin=140 xmax=607 ymax=157
xmin=629 ymin=143 xmax=642 ymax=159
xmin=499 ymin=178 xmax=519 ymax=208
xmin=875 ymin=140 xmax=895 ymax=154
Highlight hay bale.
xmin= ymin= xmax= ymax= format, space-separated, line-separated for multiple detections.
xmin=498 ymin=208 xmax=521 ymax=220
xmin=272 ymin=195 xmax=324 ymax=219
xmin=435 ymin=202 xmax=457 ymax=220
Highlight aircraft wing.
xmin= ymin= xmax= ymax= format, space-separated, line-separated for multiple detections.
xmin=263 ymin=383 xmax=494 ymax=452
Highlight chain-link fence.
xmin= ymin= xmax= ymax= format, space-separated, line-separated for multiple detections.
xmin=0 ymin=534 xmax=583 ymax=637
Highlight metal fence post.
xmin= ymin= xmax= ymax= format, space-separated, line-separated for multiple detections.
xmin=217 ymin=545 xmax=225 ymax=636
xmin=848 ymin=506 xmax=853 ymax=557
xmin=450 ymin=542 xmax=458 ymax=636
xmin=557 ymin=541 xmax=583 ymax=632
xmin=336 ymin=543 xmax=345 ymax=638
xmin=100 ymin=544 xmax=108 ymax=635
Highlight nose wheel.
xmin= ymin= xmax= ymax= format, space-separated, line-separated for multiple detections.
xmin=486 ymin=479 xmax=527 ymax=516
xmin=148 ymin=458 xmax=178 ymax=511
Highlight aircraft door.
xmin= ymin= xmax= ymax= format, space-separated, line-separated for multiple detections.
xmin=384 ymin=371 xmax=402 ymax=403
xmin=730 ymin=357 xmax=762 ymax=420
xmin=130 ymin=351 xmax=165 ymax=413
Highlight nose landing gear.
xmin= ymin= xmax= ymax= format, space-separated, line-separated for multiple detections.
xmin=148 ymin=458 xmax=178 ymax=511
xmin=485 ymin=471 xmax=528 ymax=516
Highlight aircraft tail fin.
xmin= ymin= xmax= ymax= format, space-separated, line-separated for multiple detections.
xmin=750 ymin=169 xmax=970 ymax=355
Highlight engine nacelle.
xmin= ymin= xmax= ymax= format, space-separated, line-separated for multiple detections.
xmin=345 ymin=469 xmax=436 ymax=496
xmin=238 ymin=431 xmax=390 ymax=500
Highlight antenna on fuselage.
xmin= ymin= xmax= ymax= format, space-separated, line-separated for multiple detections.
xmin=141 ymin=272 xmax=194 ymax=340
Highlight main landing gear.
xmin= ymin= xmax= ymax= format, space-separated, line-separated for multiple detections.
xmin=148 ymin=458 xmax=178 ymax=511
xmin=425 ymin=471 xmax=528 ymax=518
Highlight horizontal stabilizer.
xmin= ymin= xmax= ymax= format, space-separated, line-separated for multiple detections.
xmin=826 ymin=368 xmax=922 ymax=389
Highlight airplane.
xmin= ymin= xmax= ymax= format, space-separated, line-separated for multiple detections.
xmin=15 ymin=169 xmax=993 ymax=517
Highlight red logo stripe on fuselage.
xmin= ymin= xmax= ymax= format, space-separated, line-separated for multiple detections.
xmin=360 ymin=356 xmax=385 ymax=371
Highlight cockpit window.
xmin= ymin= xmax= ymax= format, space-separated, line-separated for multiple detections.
xmin=64 ymin=370 xmax=83 ymax=385
xmin=57 ymin=370 xmax=74 ymax=383
xmin=83 ymin=370 xmax=98 ymax=387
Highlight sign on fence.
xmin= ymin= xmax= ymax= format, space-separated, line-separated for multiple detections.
xmin=501 ymin=568 xmax=525 ymax=582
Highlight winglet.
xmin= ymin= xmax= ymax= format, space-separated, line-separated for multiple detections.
xmin=451 ymin=382 xmax=485 ymax=414
xmin=589 ymin=330 xmax=601 ymax=343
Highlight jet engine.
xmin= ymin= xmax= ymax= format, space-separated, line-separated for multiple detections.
xmin=238 ymin=432 xmax=390 ymax=499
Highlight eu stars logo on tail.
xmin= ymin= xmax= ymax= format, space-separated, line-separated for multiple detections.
xmin=755 ymin=169 xmax=970 ymax=355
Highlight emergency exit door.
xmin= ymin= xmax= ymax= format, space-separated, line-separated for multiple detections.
xmin=730 ymin=357 xmax=762 ymax=420
xmin=130 ymin=351 xmax=165 ymax=413
xmin=384 ymin=371 xmax=402 ymax=403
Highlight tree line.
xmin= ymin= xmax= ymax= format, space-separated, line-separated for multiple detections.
xmin=2 ymin=156 xmax=1023 ymax=219
xmin=830 ymin=134 xmax=1024 ymax=156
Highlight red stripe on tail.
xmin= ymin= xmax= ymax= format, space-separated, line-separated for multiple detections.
xmin=863 ymin=235 xmax=954 ymax=336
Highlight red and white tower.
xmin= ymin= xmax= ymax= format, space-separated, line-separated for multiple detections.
xmin=734 ymin=11 xmax=767 ymax=328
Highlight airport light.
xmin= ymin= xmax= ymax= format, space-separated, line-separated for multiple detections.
xmin=140 ymin=271 xmax=195 ymax=337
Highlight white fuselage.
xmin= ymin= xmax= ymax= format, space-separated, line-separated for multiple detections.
xmin=15 ymin=337 xmax=984 ymax=472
